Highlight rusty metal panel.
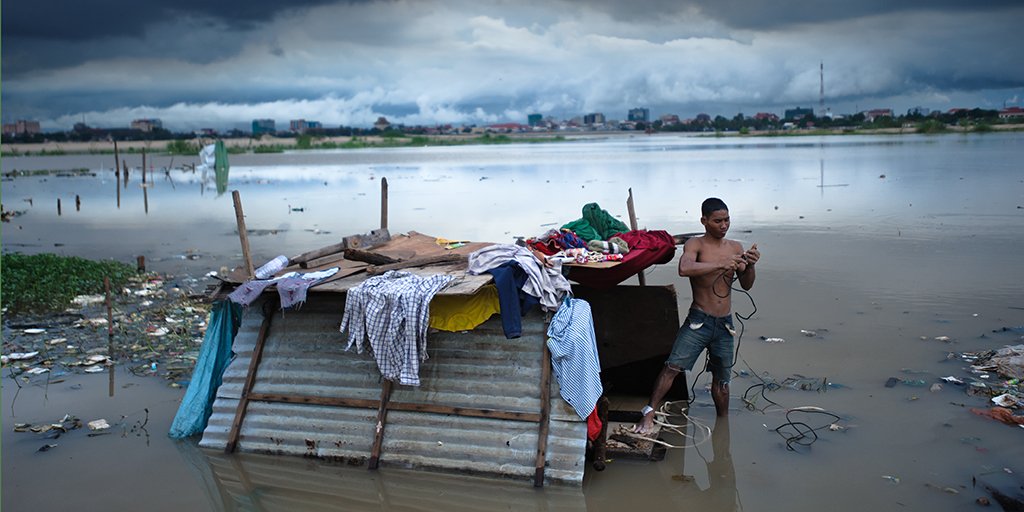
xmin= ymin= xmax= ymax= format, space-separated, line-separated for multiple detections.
xmin=183 ymin=444 xmax=587 ymax=511
xmin=200 ymin=294 xmax=587 ymax=485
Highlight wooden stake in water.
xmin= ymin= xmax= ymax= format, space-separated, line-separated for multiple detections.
xmin=142 ymin=149 xmax=147 ymax=185
xmin=76 ymin=195 xmax=81 ymax=211
xmin=123 ymin=160 xmax=129 ymax=187
xmin=232 ymin=190 xmax=256 ymax=279
xmin=627 ymin=188 xmax=646 ymax=286
xmin=380 ymin=177 xmax=389 ymax=230
xmin=137 ymin=255 xmax=146 ymax=273
xmin=105 ymin=276 xmax=114 ymax=397
xmin=57 ymin=198 xmax=62 ymax=216
xmin=113 ymin=140 xmax=120 ymax=176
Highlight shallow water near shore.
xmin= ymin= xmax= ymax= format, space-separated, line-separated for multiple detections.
xmin=3 ymin=132 xmax=1024 ymax=511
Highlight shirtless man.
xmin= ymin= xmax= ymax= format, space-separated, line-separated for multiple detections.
xmin=635 ymin=198 xmax=760 ymax=433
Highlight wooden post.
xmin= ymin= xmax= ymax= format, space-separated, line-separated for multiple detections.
xmin=534 ymin=343 xmax=552 ymax=487
xmin=123 ymin=160 xmax=129 ymax=187
xmin=57 ymin=198 xmax=62 ymax=216
xmin=232 ymin=190 xmax=256 ymax=279
xmin=226 ymin=300 xmax=277 ymax=453
xmin=368 ymin=379 xmax=394 ymax=470
xmin=76 ymin=195 xmax=81 ymax=211
xmin=627 ymin=188 xmax=646 ymax=286
xmin=142 ymin=149 xmax=147 ymax=185
xmin=380 ymin=177 xmax=388 ymax=230
xmin=105 ymin=277 xmax=115 ymax=397
xmin=113 ymin=140 xmax=120 ymax=176
xmin=136 ymin=255 xmax=146 ymax=273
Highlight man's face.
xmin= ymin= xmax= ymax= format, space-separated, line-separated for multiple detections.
xmin=701 ymin=209 xmax=730 ymax=238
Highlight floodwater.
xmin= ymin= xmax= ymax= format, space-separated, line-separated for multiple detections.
xmin=3 ymin=132 xmax=1024 ymax=511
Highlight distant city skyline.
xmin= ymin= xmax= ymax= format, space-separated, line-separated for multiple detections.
xmin=3 ymin=1 xmax=1023 ymax=131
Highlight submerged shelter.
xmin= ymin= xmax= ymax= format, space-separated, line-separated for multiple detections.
xmin=194 ymin=189 xmax=685 ymax=486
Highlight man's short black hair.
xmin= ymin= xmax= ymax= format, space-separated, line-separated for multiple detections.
xmin=701 ymin=197 xmax=729 ymax=217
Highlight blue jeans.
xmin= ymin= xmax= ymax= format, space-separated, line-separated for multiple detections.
xmin=666 ymin=308 xmax=735 ymax=384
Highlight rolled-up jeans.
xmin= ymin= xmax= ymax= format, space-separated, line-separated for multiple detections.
xmin=666 ymin=308 xmax=735 ymax=384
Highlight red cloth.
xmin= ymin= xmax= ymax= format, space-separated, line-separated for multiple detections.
xmin=568 ymin=230 xmax=676 ymax=289
xmin=587 ymin=405 xmax=603 ymax=442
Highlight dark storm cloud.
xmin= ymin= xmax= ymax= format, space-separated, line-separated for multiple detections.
xmin=2 ymin=0 xmax=343 ymax=40
xmin=588 ymin=0 xmax=1022 ymax=29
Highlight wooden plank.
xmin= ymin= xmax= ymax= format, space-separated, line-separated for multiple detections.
xmin=246 ymin=392 xmax=542 ymax=422
xmin=366 ymin=253 xmax=465 ymax=276
xmin=344 ymin=248 xmax=401 ymax=265
xmin=534 ymin=342 xmax=553 ymax=487
xmin=225 ymin=301 xmax=277 ymax=453
xmin=368 ymin=380 xmax=394 ymax=470
xmin=342 ymin=228 xmax=392 ymax=251
xmin=627 ymin=188 xmax=646 ymax=286
xmin=232 ymin=190 xmax=256 ymax=279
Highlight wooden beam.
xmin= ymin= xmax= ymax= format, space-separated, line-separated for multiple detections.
xmin=534 ymin=342 xmax=553 ymax=487
xmin=368 ymin=379 xmax=394 ymax=470
xmin=366 ymin=253 xmax=465 ymax=276
xmin=225 ymin=300 xmax=277 ymax=453
xmin=232 ymin=190 xmax=256 ymax=279
xmin=246 ymin=392 xmax=542 ymax=422
xmin=343 ymin=248 xmax=400 ymax=266
xmin=627 ymin=188 xmax=646 ymax=286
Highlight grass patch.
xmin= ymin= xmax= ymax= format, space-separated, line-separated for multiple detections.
xmin=1 ymin=253 xmax=136 ymax=314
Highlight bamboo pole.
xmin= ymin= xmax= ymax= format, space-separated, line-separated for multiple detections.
xmin=113 ymin=140 xmax=120 ymax=177
xmin=105 ymin=277 xmax=114 ymax=398
xmin=533 ymin=343 xmax=552 ymax=487
xmin=122 ymin=160 xmax=129 ymax=187
xmin=226 ymin=300 xmax=277 ymax=453
xmin=627 ymin=188 xmax=646 ymax=286
xmin=232 ymin=190 xmax=256 ymax=279
xmin=57 ymin=198 xmax=62 ymax=216
xmin=368 ymin=379 xmax=394 ymax=470
xmin=380 ymin=177 xmax=388 ymax=230
xmin=142 ymin=149 xmax=147 ymax=184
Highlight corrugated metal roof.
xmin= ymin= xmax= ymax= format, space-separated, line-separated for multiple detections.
xmin=200 ymin=293 xmax=588 ymax=485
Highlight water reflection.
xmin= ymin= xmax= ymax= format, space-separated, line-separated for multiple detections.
xmin=174 ymin=440 xmax=586 ymax=512
xmin=678 ymin=416 xmax=739 ymax=511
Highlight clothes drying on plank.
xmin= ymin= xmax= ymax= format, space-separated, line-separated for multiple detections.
xmin=547 ymin=297 xmax=603 ymax=421
xmin=228 ymin=267 xmax=340 ymax=309
xmin=339 ymin=270 xmax=455 ymax=386
xmin=428 ymin=284 xmax=501 ymax=332
xmin=466 ymin=243 xmax=571 ymax=311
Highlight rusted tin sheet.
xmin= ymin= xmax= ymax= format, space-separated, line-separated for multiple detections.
xmin=199 ymin=295 xmax=587 ymax=485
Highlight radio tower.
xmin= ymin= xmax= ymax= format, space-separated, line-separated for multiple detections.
xmin=819 ymin=61 xmax=825 ymax=117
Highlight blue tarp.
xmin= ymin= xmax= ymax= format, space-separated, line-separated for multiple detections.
xmin=168 ymin=300 xmax=242 ymax=438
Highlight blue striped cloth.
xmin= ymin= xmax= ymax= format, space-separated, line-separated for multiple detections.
xmin=546 ymin=298 xmax=603 ymax=420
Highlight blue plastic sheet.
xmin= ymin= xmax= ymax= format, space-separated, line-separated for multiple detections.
xmin=168 ymin=300 xmax=242 ymax=438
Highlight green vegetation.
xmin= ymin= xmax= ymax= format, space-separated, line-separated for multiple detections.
xmin=295 ymin=134 xmax=314 ymax=149
xmin=916 ymin=119 xmax=948 ymax=134
xmin=252 ymin=145 xmax=285 ymax=153
xmin=1 ymin=253 xmax=136 ymax=314
xmin=165 ymin=139 xmax=200 ymax=155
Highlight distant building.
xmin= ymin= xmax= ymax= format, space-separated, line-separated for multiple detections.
xmin=627 ymin=108 xmax=650 ymax=123
xmin=289 ymin=119 xmax=322 ymax=133
xmin=527 ymin=113 xmax=543 ymax=127
xmin=373 ymin=117 xmax=391 ymax=131
xmin=862 ymin=109 xmax=893 ymax=122
xmin=660 ymin=114 xmax=681 ymax=125
xmin=754 ymin=112 xmax=779 ymax=122
xmin=907 ymin=106 xmax=931 ymax=116
xmin=998 ymin=107 xmax=1024 ymax=120
xmin=131 ymin=118 xmax=163 ymax=132
xmin=784 ymin=107 xmax=813 ymax=120
xmin=693 ymin=113 xmax=710 ymax=124
xmin=487 ymin=123 xmax=528 ymax=133
xmin=583 ymin=113 xmax=605 ymax=125
xmin=252 ymin=119 xmax=276 ymax=135
xmin=3 ymin=119 xmax=42 ymax=135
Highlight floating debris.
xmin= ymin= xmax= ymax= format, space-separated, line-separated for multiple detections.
xmin=87 ymin=419 xmax=111 ymax=431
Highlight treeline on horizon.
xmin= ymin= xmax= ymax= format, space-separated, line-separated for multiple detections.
xmin=1 ymin=107 xmax=1012 ymax=145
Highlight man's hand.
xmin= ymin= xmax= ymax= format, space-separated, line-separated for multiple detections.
xmin=741 ymin=243 xmax=760 ymax=266
xmin=720 ymin=254 xmax=745 ymax=271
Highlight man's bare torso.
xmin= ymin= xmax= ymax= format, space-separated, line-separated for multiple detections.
xmin=687 ymin=236 xmax=744 ymax=317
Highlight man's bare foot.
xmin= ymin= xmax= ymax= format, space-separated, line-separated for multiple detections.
xmin=632 ymin=411 xmax=655 ymax=434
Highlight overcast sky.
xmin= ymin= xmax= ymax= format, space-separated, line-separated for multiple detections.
xmin=4 ymin=0 xmax=1023 ymax=131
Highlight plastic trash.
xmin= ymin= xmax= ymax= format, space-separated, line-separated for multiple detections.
xmin=255 ymin=255 xmax=290 ymax=280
